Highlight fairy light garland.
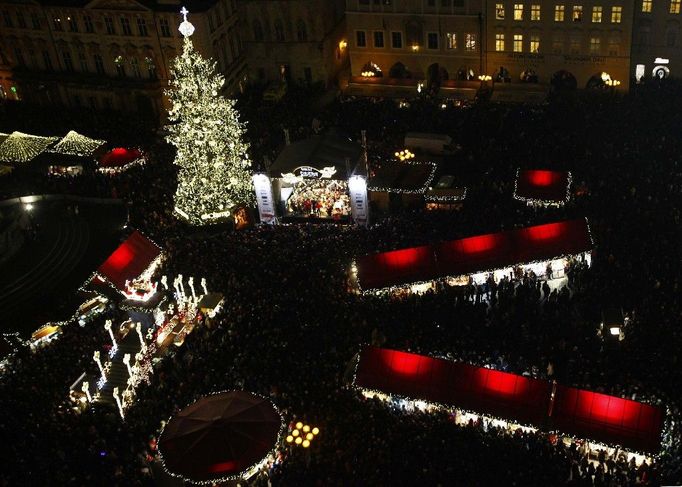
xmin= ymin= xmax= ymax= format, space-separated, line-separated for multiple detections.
xmin=50 ymin=130 xmax=106 ymax=156
xmin=424 ymin=187 xmax=468 ymax=202
xmin=0 ymin=131 xmax=58 ymax=163
xmin=512 ymin=168 xmax=573 ymax=208
xmin=156 ymin=389 xmax=286 ymax=485
xmin=96 ymin=148 xmax=147 ymax=175
xmin=367 ymin=160 xmax=438 ymax=195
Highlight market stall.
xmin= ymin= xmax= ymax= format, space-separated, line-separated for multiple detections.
xmin=368 ymin=159 xmax=437 ymax=211
xmin=0 ymin=131 xmax=58 ymax=163
xmin=513 ymin=169 xmax=572 ymax=207
xmin=254 ymin=130 xmax=368 ymax=225
xmin=354 ymin=219 xmax=593 ymax=293
xmin=96 ymin=147 xmax=146 ymax=174
xmin=425 ymin=174 xmax=467 ymax=210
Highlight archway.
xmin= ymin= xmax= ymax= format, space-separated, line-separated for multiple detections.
xmin=456 ymin=66 xmax=475 ymax=81
xmin=585 ymin=72 xmax=611 ymax=89
xmin=389 ymin=62 xmax=411 ymax=79
xmin=550 ymin=70 xmax=577 ymax=90
xmin=361 ymin=61 xmax=383 ymax=77
xmin=427 ymin=63 xmax=449 ymax=89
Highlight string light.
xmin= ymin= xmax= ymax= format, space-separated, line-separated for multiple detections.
xmin=512 ymin=168 xmax=573 ymax=207
xmin=367 ymin=160 xmax=438 ymax=195
xmin=50 ymin=130 xmax=106 ymax=156
xmin=165 ymin=7 xmax=254 ymax=225
xmin=0 ymin=131 xmax=58 ymax=163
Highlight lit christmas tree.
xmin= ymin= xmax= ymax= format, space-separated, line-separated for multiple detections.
xmin=165 ymin=7 xmax=254 ymax=225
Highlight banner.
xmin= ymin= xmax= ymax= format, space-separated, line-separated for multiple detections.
xmin=252 ymin=174 xmax=276 ymax=224
xmin=348 ymin=175 xmax=369 ymax=226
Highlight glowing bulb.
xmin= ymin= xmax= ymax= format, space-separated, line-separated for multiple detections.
xmin=302 ymin=425 xmax=310 ymax=433
xmin=312 ymin=427 xmax=320 ymax=435
xmin=295 ymin=437 xmax=302 ymax=445
xmin=306 ymin=433 xmax=313 ymax=440
xmin=292 ymin=429 xmax=299 ymax=437
xmin=295 ymin=422 xmax=303 ymax=429
xmin=286 ymin=435 xmax=293 ymax=443
xmin=302 ymin=439 xmax=310 ymax=448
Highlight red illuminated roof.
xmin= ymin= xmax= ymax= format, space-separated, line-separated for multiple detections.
xmin=550 ymin=385 xmax=664 ymax=452
xmin=355 ymin=347 xmax=551 ymax=425
xmin=98 ymin=147 xmax=143 ymax=168
xmin=356 ymin=219 xmax=592 ymax=291
xmin=97 ymin=231 xmax=161 ymax=291
xmin=355 ymin=347 xmax=665 ymax=453
xmin=514 ymin=169 xmax=570 ymax=203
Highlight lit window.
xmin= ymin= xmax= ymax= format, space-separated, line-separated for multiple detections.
xmin=592 ymin=6 xmax=602 ymax=21
xmin=446 ymin=32 xmax=457 ymax=48
xmin=465 ymin=33 xmax=477 ymax=50
xmin=573 ymin=5 xmax=583 ymax=21
xmin=514 ymin=3 xmax=524 ymax=19
xmin=496 ymin=3 xmax=505 ymax=19
xmin=513 ymin=33 xmax=523 ymax=51
xmin=495 ymin=33 xmax=505 ymax=51
xmin=589 ymin=36 xmax=600 ymax=53
xmin=642 ymin=0 xmax=652 ymax=12
xmin=671 ymin=0 xmax=680 ymax=13
xmin=611 ymin=6 xmax=622 ymax=22
xmin=530 ymin=34 xmax=540 ymax=52
xmin=555 ymin=4 xmax=565 ymax=20
xmin=531 ymin=4 xmax=541 ymax=19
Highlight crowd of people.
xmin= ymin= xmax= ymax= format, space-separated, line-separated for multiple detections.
xmin=0 ymin=80 xmax=681 ymax=486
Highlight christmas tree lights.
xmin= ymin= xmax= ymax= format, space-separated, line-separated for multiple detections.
xmin=51 ymin=130 xmax=106 ymax=156
xmin=165 ymin=8 xmax=254 ymax=225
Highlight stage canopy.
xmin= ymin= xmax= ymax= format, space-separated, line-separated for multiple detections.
xmin=355 ymin=347 xmax=664 ymax=453
xmin=97 ymin=147 xmax=144 ymax=172
xmin=0 ymin=131 xmax=58 ymax=163
xmin=514 ymin=169 xmax=571 ymax=205
xmin=550 ymin=385 xmax=664 ymax=453
xmin=159 ymin=391 xmax=282 ymax=483
xmin=51 ymin=130 xmax=106 ymax=156
xmin=356 ymin=219 xmax=592 ymax=291
xmin=97 ymin=231 xmax=161 ymax=292
xmin=368 ymin=161 xmax=437 ymax=193
xmin=355 ymin=347 xmax=551 ymax=426
xmin=268 ymin=129 xmax=362 ymax=180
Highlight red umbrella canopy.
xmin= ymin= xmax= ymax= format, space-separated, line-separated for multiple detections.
xmin=159 ymin=391 xmax=282 ymax=483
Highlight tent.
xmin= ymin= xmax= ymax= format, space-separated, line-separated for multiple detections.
xmin=159 ymin=391 xmax=282 ymax=483
xmin=97 ymin=147 xmax=145 ymax=173
xmin=96 ymin=231 xmax=161 ymax=292
xmin=550 ymin=385 xmax=663 ymax=452
xmin=50 ymin=130 xmax=106 ymax=156
xmin=514 ymin=169 xmax=571 ymax=205
xmin=0 ymin=131 xmax=58 ymax=163
xmin=356 ymin=219 xmax=592 ymax=291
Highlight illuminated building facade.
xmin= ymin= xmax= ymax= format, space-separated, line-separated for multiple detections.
xmin=631 ymin=0 xmax=682 ymax=81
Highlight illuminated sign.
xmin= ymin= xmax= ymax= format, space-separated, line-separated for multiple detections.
xmin=281 ymin=166 xmax=338 ymax=181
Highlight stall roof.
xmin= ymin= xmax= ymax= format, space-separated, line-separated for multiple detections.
xmin=97 ymin=231 xmax=161 ymax=291
xmin=51 ymin=130 xmax=106 ymax=156
xmin=368 ymin=161 xmax=436 ymax=193
xmin=425 ymin=174 xmax=467 ymax=201
xmin=269 ymin=129 xmax=363 ymax=179
xmin=355 ymin=347 xmax=551 ymax=426
xmin=356 ymin=219 xmax=592 ymax=291
xmin=98 ymin=147 xmax=144 ymax=169
xmin=514 ymin=169 xmax=571 ymax=204
xmin=0 ymin=131 xmax=58 ymax=163
xmin=551 ymin=385 xmax=664 ymax=453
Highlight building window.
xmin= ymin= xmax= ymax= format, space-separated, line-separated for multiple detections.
xmin=42 ymin=50 xmax=53 ymax=71
xmin=573 ymin=5 xmax=583 ymax=21
xmin=611 ymin=6 xmax=622 ymax=22
xmin=68 ymin=16 xmax=78 ymax=32
xmin=274 ymin=19 xmax=285 ymax=41
xmin=251 ymin=20 xmax=262 ymax=41
xmin=53 ymin=17 xmax=62 ymax=31
xmin=392 ymin=31 xmax=403 ymax=48
xmin=496 ymin=3 xmax=505 ymax=19
xmin=62 ymin=50 xmax=74 ymax=72
xmin=465 ymin=33 xmax=476 ymax=50
xmin=552 ymin=36 xmax=563 ymax=53
xmin=608 ymin=37 xmax=619 ymax=54
xmin=356 ymin=30 xmax=366 ymax=47
xmin=13 ymin=48 xmax=25 ymax=66
xmin=78 ymin=51 xmax=88 ymax=72
xmin=589 ymin=36 xmax=600 ymax=53
xmin=513 ymin=33 xmax=523 ymax=51
xmin=208 ymin=13 xmax=215 ymax=32
xmin=160 ymin=18 xmax=171 ymax=37
xmin=115 ymin=57 xmax=126 ymax=77
xmin=671 ymin=0 xmax=681 ymax=13
xmin=446 ymin=32 xmax=457 ymax=48
xmin=105 ymin=17 xmax=115 ymax=35
xmin=514 ymin=3 xmax=524 ymax=19
xmin=28 ymin=49 xmax=37 ymax=67
xmin=555 ymin=4 xmax=565 ymax=20
xmin=84 ymin=15 xmax=94 ymax=33
xmin=94 ymin=53 xmax=105 ymax=74
xmin=146 ymin=57 xmax=157 ymax=79
xmin=592 ymin=6 xmax=603 ymax=22
xmin=642 ymin=0 xmax=652 ymax=11
xmin=570 ymin=36 xmax=580 ymax=52
xmin=120 ymin=17 xmax=132 ymax=35
xmin=137 ymin=18 xmax=147 ymax=36
xmin=530 ymin=34 xmax=540 ymax=51
xmin=531 ymin=4 xmax=541 ymax=19
xmin=495 ymin=33 xmax=505 ymax=51
xmin=31 ymin=12 xmax=40 ymax=29
xmin=17 ymin=11 xmax=26 ymax=28
xmin=131 ymin=57 xmax=141 ymax=78
xmin=427 ymin=32 xmax=439 ymax=49
xmin=374 ymin=31 xmax=384 ymax=47
xmin=3 ymin=10 xmax=13 ymax=28
xmin=296 ymin=19 xmax=307 ymax=41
